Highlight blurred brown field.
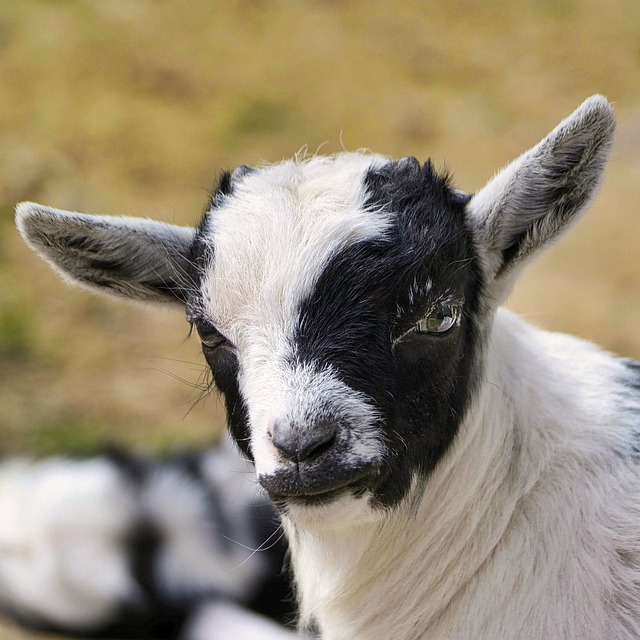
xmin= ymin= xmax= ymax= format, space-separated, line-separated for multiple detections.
xmin=0 ymin=1 xmax=639 ymax=636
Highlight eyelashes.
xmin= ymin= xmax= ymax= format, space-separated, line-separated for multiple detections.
xmin=193 ymin=320 xmax=228 ymax=351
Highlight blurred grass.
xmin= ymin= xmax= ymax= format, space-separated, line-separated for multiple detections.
xmin=0 ymin=3 xmax=638 ymax=635
xmin=0 ymin=0 xmax=639 ymax=638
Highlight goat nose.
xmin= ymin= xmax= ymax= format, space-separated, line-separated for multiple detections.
xmin=270 ymin=421 xmax=337 ymax=463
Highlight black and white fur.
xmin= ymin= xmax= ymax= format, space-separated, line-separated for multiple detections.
xmin=12 ymin=95 xmax=640 ymax=639
xmin=0 ymin=442 xmax=297 ymax=639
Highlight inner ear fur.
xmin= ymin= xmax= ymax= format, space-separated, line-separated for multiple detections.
xmin=467 ymin=95 xmax=615 ymax=298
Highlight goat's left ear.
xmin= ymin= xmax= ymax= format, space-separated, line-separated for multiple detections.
xmin=467 ymin=95 xmax=615 ymax=302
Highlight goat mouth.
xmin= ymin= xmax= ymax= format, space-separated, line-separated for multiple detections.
xmin=259 ymin=465 xmax=376 ymax=505
xmin=281 ymin=483 xmax=363 ymax=508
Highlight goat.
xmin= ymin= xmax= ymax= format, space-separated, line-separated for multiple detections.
xmin=14 ymin=95 xmax=640 ymax=639
xmin=0 ymin=442 xmax=297 ymax=639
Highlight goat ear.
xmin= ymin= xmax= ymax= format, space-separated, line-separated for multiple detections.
xmin=16 ymin=203 xmax=197 ymax=305
xmin=467 ymin=95 xmax=615 ymax=302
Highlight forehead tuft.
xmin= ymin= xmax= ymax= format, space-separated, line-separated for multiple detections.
xmin=198 ymin=154 xmax=393 ymax=333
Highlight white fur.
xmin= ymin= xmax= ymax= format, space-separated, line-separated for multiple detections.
xmin=182 ymin=600 xmax=302 ymax=640
xmin=288 ymin=310 xmax=640 ymax=639
xmin=0 ymin=458 xmax=139 ymax=629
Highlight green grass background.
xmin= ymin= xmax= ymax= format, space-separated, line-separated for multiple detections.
xmin=0 ymin=1 xmax=639 ymax=637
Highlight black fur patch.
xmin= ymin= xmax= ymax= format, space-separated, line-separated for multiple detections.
xmin=102 ymin=446 xmax=152 ymax=484
xmin=622 ymin=359 xmax=640 ymax=394
xmin=620 ymin=359 xmax=640 ymax=460
xmin=291 ymin=158 xmax=483 ymax=507
xmin=204 ymin=347 xmax=254 ymax=461
xmin=174 ymin=449 xmax=235 ymax=553
xmin=187 ymin=171 xmax=237 ymax=306
xmin=201 ymin=170 xmax=233 ymax=222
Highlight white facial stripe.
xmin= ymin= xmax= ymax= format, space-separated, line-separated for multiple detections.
xmin=244 ymin=360 xmax=385 ymax=477
xmin=202 ymin=153 xmax=391 ymax=347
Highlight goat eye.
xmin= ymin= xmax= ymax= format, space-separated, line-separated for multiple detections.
xmin=195 ymin=322 xmax=226 ymax=350
xmin=415 ymin=305 xmax=460 ymax=335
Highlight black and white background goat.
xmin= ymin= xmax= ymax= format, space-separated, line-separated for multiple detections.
xmin=0 ymin=442 xmax=296 ymax=639
xmin=5 ymin=95 xmax=640 ymax=639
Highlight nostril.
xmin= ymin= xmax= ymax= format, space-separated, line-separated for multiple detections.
xmin=301 ymin=427 xmax=336 ymax=461
xmin=300 ymin=429 xmax=337 ymax=460
xmin=270 ymin=421 xmax=338 ymax=463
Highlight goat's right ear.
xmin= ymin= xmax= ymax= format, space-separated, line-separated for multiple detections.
xmin=466 ymin=95 xmax=615 ymax=304
xmin=16 ymin=203 xmax=197 ymax=305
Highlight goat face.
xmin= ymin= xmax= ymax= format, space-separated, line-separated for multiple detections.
xmin=186 ymin=154 xmax=484 ymax=512
xmin=16 ymin=96 xmax=615 ymax=520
